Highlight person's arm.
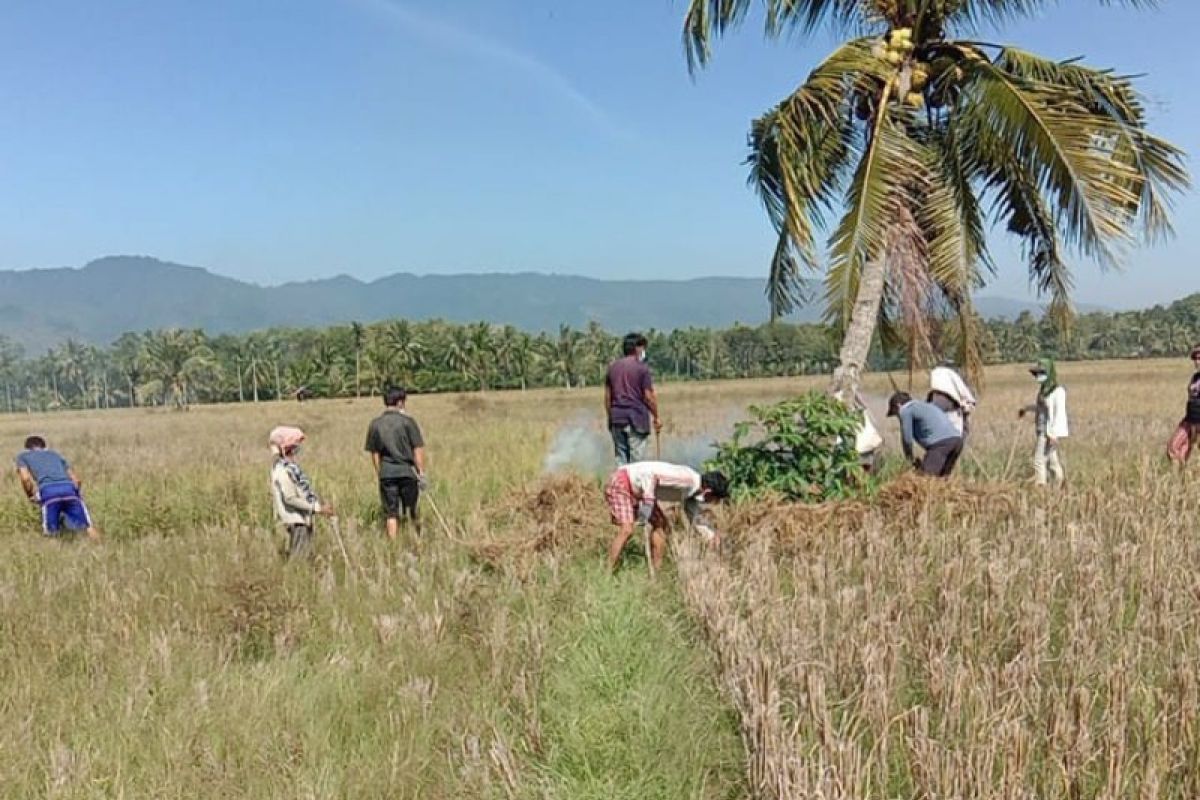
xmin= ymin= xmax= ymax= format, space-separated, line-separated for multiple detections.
xmin=408 ymin=420 xmax=427 ymax=480
xmin=67 ymin=467 xmax=83 ymax=491
xmin=365 ymin=424 xmax=381 ymax=475
xmin=642 ymin=368 xmax=661 ymax=432
xmin=685 ymin=497 xmax=719 ymax=545
xmin=899 ymin=409 xmax=915 ymax=461
xmin=604 ymin=377 xmax=613 ymax=423
xmin=16 ymin=465 xmax=37 ymax=502
xmin=635 ymin=471 xmax=659 ymax=524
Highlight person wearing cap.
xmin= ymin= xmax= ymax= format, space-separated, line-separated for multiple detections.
xmin=364 ymin=386 xmax=426 ymax=539
xmin=1018 ymin=358 xmax=1069 ymax=486
xmin=604 ymin=461 xmax=728 ymax=573
xmin=269 ymin=425 xmax=334 ymax=559
xmin=14 ymin=435 xmax=100 ymax=540
xmin=1167 ymin=345 xmax=1200 ymax=463
xmin=927 ymin=360 xmax=977 ymax=437
xmin=887 ymin=392 xmax=964 ymax=478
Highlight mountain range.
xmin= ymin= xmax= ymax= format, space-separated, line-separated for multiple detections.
xmin=0 ymin=256 xmax=1076 ymax=353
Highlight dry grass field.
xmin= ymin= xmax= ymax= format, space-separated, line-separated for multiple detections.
xmin=1 ymin=359 xmax=1197 ymax=798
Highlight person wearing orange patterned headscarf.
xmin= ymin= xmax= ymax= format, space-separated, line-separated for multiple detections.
xmin=269 ymin=425 xmax=334 ymax=559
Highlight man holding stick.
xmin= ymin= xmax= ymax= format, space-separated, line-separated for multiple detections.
xmin=365 ymin=386 xmax=427 ymax=539
xmin=605 ymin=333 xmax=662 ymax=465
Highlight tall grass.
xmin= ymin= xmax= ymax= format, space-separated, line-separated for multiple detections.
xmin=0 ymin=388 xmax=742 ymax=798
xmin=2 ymin=360 xmax=1197 ymax=797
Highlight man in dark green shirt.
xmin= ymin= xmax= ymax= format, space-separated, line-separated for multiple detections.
xmin=365 ymin=387 xmax=427 ymax=539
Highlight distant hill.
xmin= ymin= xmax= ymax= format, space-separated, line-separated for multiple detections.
xmin=0 ymin=255 xmax=1073 ymax=353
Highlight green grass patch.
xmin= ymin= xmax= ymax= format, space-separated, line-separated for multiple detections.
xmin=529 ymin=561 xmax=744 ymax=800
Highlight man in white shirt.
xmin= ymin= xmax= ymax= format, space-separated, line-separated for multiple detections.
xmin=928 ymin=361 xmax=977 ymax=436
xmin=603 ymin=461 xmax=729 ymax=572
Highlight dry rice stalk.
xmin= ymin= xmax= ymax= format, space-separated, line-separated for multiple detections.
xmin=714 ymin=472 xmax=1020 ymax=554
xmin=468 ymin=474 xmax=608 ymax=571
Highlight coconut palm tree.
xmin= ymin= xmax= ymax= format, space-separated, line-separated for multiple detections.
xmin=684 ymin=0 xmax=1187 ymax=394
xmin=0 ymin=336 xmax=22 ymax=413
xmin=142 ymin=329 xmax=218 ymax=409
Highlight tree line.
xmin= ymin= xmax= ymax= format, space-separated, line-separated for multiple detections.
xmin=1 ymin=293 xmax=1198 ymax=411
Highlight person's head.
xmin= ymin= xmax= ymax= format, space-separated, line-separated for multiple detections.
xmin=622 ymin=332 xmax=648 ymax=360
xmin=269 ymin=426 xmax=306 ymax=459
xmin=384 ymin=386 xmax=407 ymax=408
xmin=886 ymin=392 xmax=913 ymax=417
xmin=1029 ymin=358 xmax=1058 ymax=394
xmin=1191 ymin=344 xmax=1200 ymax=365
xmin=700 ymin=471 xmax=730 ymax=503
xmin=24 ymin=435 xmax=46 ymax=451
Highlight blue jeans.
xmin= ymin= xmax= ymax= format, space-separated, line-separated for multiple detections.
xmin=611 ymin=424 xmax=649 ymax=466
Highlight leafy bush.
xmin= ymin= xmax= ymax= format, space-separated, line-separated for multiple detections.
xmin=706 ymin=392 xmax=868 ymax=502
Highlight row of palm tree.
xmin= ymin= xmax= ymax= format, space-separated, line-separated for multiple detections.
xmin=1 ymin=294 xmax=1199 ymax=412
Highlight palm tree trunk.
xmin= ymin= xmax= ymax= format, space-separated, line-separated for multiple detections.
xmin=830 ymin=257 xmax=889 ymax=397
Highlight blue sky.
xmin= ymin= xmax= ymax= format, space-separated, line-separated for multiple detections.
xmin=0 ymin=0 xmax=1194 ymax=309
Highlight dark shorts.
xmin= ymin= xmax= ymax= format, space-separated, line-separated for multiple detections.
xmin=379 ymin=477 xmax=420 ymax=518
xmin=39 ymin=482 xmax=92 ymax=535
xmin=921 ymin=437 xmax=964 ymax=478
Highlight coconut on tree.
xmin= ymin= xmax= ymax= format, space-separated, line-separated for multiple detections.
xmin=684 ymin=0 xmax=1188 ymax=394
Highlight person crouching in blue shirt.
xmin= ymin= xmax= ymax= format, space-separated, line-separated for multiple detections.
xmin=15 ymin=435 xmax=101 ymax=540
xmin=886 ymin=392 xmax=964 ymax=478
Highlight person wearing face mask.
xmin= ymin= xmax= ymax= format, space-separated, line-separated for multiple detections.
xmin=604 ymin=332 xmax=662 ymax=465
xmin=604 ymin=461 xmax=728 ymax=573
xmin=1018 ymin=358 xmax=1069 ymax=487
xmin=269 ymin=425 xmax=335 ymax=560
xmin=1167 ymin=344 xmax=1200 ymax=464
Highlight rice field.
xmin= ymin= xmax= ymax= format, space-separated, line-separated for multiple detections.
xmin=1 ymin=359 xmax=1197 ymax=798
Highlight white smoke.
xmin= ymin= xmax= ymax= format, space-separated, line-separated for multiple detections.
xmin=541 ymin=414 xmax=612 ymax=476
xmin=541 ymin=407 xmax=746 ymax=476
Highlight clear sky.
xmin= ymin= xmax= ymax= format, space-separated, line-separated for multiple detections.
xmin=0 ymin=0 xmax=1194 ymax=309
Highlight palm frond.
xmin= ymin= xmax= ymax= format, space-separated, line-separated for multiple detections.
xmin=959 ymin=53 xmax=1142 ymax=269
xmin=683 ymin=0 xmax=756 ymax=71
xmin=766 ymin=228 xmax=808 ymax=320
xmin=995 ymin=47 xmax=1189 ymax=241
xmin=823 ymin=96 xmax=926 ymax=333
xmin=918 ymin=128 xmax=990 ymax=298
xmin=946 ymin=0 xmax=1160 ymax=32
xmin=684 ymin=0 xmax=877 ymax=70
xmin=987 ymin=148 xmax=1076 ymax=325
xmin=749 ymin=39 xmax=879 ymax=317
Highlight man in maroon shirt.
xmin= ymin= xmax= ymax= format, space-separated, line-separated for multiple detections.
xmin=605 ymin=333 xmax=662 ymax=465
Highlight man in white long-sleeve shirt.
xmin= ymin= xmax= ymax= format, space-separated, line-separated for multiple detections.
xmin=928 ymin=361 xmax=977 ymax=436
xmin=603 ymin=461 xmax=729 ymax=572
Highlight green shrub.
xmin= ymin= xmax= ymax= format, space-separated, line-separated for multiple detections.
xmin=706 ymin=392 xmax=868 ymax=502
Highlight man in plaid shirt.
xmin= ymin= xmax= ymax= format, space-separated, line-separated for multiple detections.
xmin=604 ymin=461 xmax=729 ymax=572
